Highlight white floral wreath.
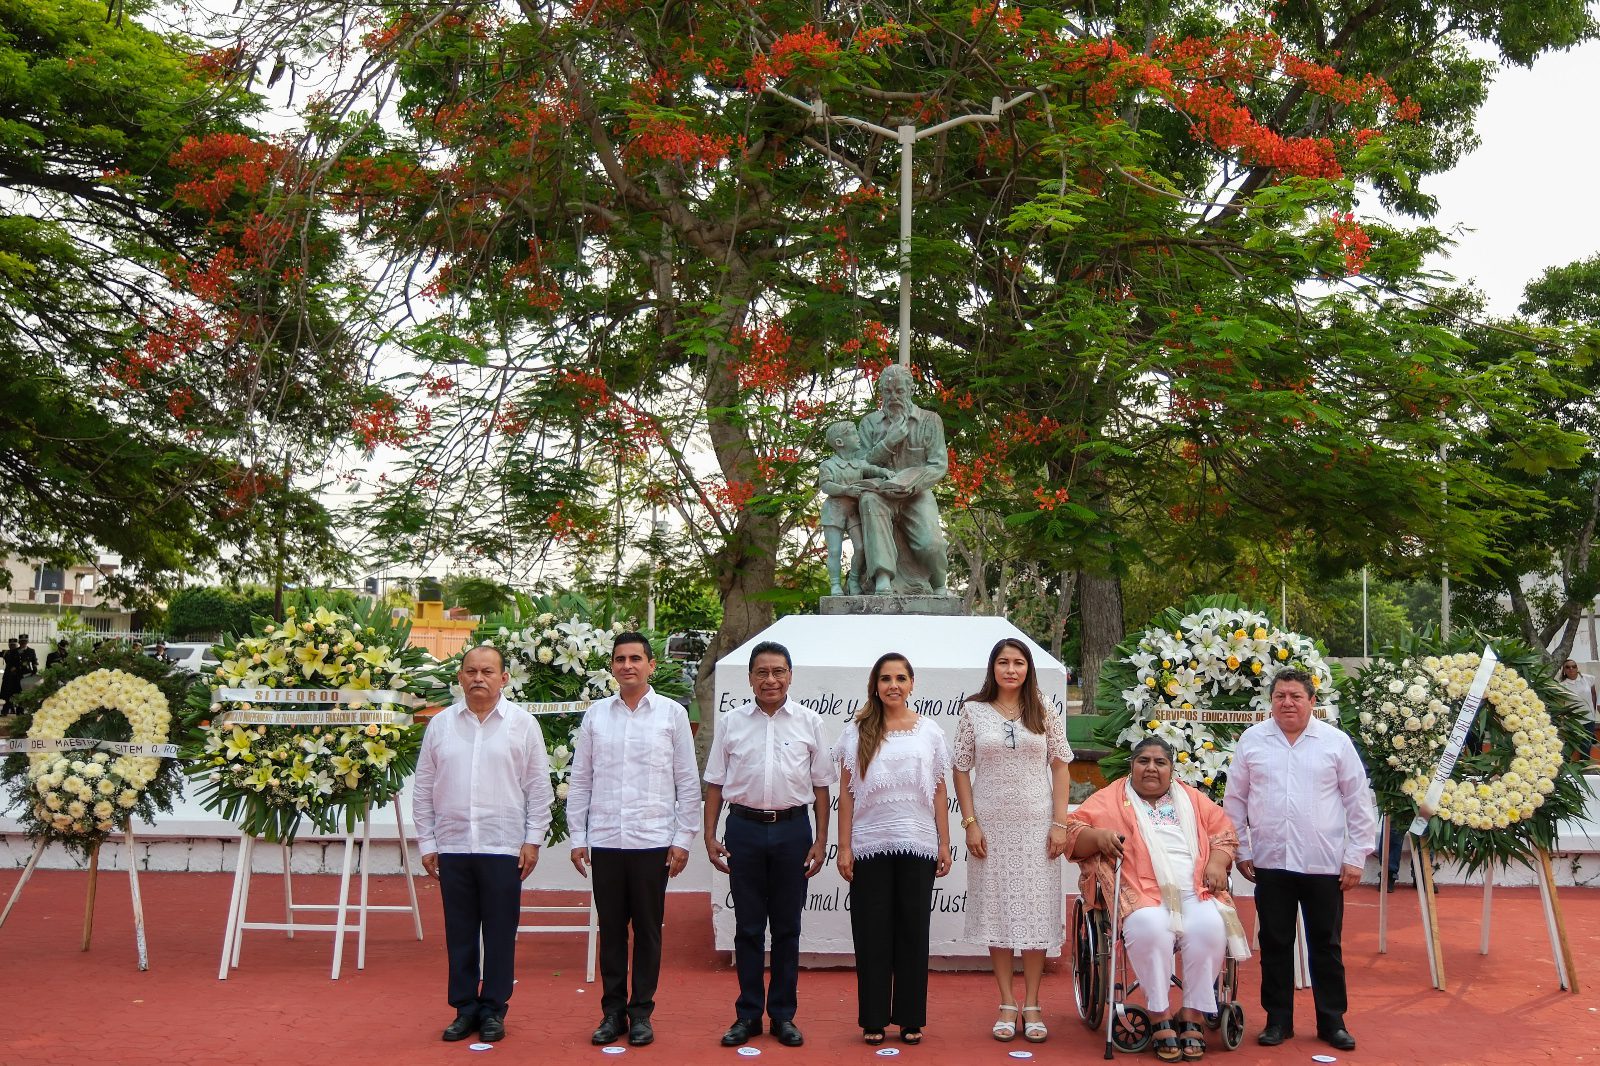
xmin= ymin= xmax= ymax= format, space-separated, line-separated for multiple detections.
xmin=25 ymin=669 xmax=173 ymax=836
xmin=1369 ymin=653 xmax=1563 ymax=829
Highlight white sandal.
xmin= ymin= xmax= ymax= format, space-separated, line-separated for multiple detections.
xmin=992 ymin=1004 xmax=1019 ymax=1042
xmin=1022 ymin=1005 xmax=1048 ymax=1043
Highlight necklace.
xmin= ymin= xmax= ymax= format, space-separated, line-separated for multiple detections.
xmin=992 ymin=701 xmax=1023 ymax=721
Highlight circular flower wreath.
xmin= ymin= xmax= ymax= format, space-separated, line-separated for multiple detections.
xmin=1095 ymin=595 xmax=1339 ymax=793
xmin=182 ymin=603 xmax=429 ymax=844
xmin=413 ymin=594 xmax=687 ymax=844
xmin=1346 ymin=636 xmax=1592 ymax=869
xmin=2 ymin=647 xmax=191 ymax=856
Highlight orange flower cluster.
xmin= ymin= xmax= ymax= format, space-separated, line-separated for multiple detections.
xmin=853 ymin=23 xmax=906 ymax=52
xmin=623 ymin=115 xmax=734 ymax=167
xmin=171 ymin=133 xmax=285 ymax=215
xmin=1331 ymin=212 xmax=1371 ymax=274
xmin=352 ymin=395 xmax=410 ymax=451
xmin=744 ymin=26 xmax=841 ymax=91
xmin=970 ymin=4 xmax=1024 ymax=32
xmin=731 ymin=321 xmax=800 ymax=395
xmin=1033 ymin=486 xmax=1071 ymax=511
xmin=1051 ymin=31 xmax=1417 ymax=181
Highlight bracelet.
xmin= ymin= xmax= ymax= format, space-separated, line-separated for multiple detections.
xmin=960 ymin=815 xmax=978 ymax=829
xmin=1050 ymin=821 xmax=1070 ymax=831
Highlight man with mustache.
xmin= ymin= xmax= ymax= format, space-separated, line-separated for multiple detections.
xmin=855 ymin=364 xmax=950 ymax=597
xmin=415 ymin=644 xmax=554 ymax=1045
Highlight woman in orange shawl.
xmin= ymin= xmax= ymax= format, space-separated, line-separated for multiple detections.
xmin=1065 ymin=738 xmax=1249 ymax=1062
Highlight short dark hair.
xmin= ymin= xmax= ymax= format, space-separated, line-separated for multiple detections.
xmin=749 ymin=641 xmax=792 ymax=671
xmin=1131 ymin=736 xmax=1175 ymax=762
xmin=612 ymin=632 xmax=655 ymax=660
xmin=17 ymin=634 xmax=27 ymax=642
xmin=1270 ymin=668 xmax=1315 ymax=700
xmin=461 ymin=644 xmax=506 ymax=671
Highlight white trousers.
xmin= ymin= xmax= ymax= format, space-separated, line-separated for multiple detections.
xmin=1121 ymin=896 xmax=1226 ymax=1014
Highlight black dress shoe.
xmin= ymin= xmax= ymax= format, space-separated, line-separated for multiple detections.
xmin=1320 ymin=1028 xmax=1357 ymax=1051
xmin=479 ymin=1014 xmax=505 ymax=1043
xmin=629 ymin=1019 xmax=655 ymax=1046
xmin=442 ymin=1013 xmax=479 ymax=1042
xmin=1257 ymin=1024 xmax=1294 ymax=1046
xmin=592 ymin=1014 xmax=628 ymax=1045
xmin=722 ymin=1018 xmax=762 ymax=1046
xmin=773 ymin=1020 xmax=804 ymax=1047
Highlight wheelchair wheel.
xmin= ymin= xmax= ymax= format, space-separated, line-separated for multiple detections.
xmin=1071 ymin=897 xmax=1109 ymax=1028
xmin=1220 ymin=1004 xmax=1245 ymax=1051
xmin=1111 ymin=1004 xmax=1153 ymax=1053
xmin=1206 ymin=959 xmax=1238 ymax=1031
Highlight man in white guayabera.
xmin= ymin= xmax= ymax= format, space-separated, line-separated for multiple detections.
xmin=415 ymin=644 xmax=554 ymax=1045
xmin=568 ymin=632 xmax=701 ymax=1049
xmin=1225 ymin=668 xmax=1373 ymax=1054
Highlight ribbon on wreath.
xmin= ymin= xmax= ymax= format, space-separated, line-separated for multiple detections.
xmin=1409 ymin=646 xmax=1498 ymax=836
xmin=0 ymin=737 xmax=181 ymax=758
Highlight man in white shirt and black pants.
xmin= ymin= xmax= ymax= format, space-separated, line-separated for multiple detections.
xmin=703 ymin=640 xmax=834 ymax=1048
xmin=414 ymin=645 xmax=554 ymax=1044
xmin=1225 ymin=668 xmax=1374 ymax=1054
xmin=568 ymin=632 xmax=702 ymax=1048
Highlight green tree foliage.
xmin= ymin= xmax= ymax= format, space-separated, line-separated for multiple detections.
xmin=1444 ymin=257 xmax=1600 ymax=660
xmin=192 ymin=0 xmax=1593 ymax=716
xmin=165 ymin=585 xmax=274 ymax=639
xmin=0 ymin=0 xmax=357 ymax=597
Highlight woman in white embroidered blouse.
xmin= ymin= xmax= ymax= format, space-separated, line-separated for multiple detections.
xmin=835 ymin=652 xmax=952 ymax=1046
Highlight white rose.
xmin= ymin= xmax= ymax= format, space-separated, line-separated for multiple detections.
xmin=1387 ymin=680 xmax=1405 ymax=694
xmin=1406 ymin=685 xmax=1427 ymax=703
xmin=1405 ymin=717 xmax=1423 ymax=732
xmin=556 ymin=782 xmax=570 ymax=799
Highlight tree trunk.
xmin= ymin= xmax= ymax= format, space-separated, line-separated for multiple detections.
xmin=692 ymin=514 xmax=779 ymax=767
xmin=1050 ymin=569 xmax=1078 ymax=660
xmin=1077 ymin=571 xmax=1124 ymax=714
xmin=691 ymin=284 xmax=779 ymax=768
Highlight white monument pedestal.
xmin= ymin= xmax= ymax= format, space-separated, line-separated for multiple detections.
xmin=711 ymin=613 xmax=1069 ymax=964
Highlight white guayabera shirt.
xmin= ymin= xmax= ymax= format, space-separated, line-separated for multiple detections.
xmin=1224 ymin=716 xmax=1376 ymax=876
xmin=567 ymin=686 xmax=702 ymax=850
xmin=704 ymin=698 xmax=837 ymax=811
xmin=413 ymin=696 xmax=555 ymax=856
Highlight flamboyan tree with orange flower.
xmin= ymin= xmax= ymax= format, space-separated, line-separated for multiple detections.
xmin=185 ymin=0 xmax=1593 ymax=710
xmin=0 ymin=0 xmax=363 ymax=606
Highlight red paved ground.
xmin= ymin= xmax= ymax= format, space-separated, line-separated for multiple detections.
xmin=1 ymin=868 xmax=1596 ymax=1066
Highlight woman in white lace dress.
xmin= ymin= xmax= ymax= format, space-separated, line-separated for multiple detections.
xmin=836 ymin=652 xmax=953 ymax=1046
xmin=952 ymin=638 xmax=1074 ymax=1043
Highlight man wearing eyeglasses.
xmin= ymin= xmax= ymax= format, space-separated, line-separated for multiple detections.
xmin=703 ymin=641 xmax=836 ymax=1048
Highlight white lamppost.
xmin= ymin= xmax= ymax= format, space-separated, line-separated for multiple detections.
xmin=767 ymin=87 xmax=1037 ymax=367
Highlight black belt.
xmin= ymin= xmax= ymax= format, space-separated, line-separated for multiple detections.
xmin=729 ymin=804 xmax=805 ymax=824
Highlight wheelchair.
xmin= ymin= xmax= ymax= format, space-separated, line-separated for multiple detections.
xmin=1071 ymin=856 xmax=1246 ymax=1058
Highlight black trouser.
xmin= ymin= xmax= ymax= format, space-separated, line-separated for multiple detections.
xmin=591 ymin=846 xmax=670 ymax=1022
xmin=849 ymin=852 xmax=936 ymax=1030
xmin=437 ymin=854 xmax=521 ymax=1019
xmin=1254 ymin=868 xmax=1347 ymax=1033
xmin=726 ymin=810 xmax=812 ymax=1023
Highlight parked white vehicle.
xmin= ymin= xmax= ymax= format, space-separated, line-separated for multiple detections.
xmin=149 ymin=641 xmax=221 ymax=675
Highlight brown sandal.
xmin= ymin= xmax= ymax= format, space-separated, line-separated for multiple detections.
xmin=1178 ymin=1019 xmax=1207 ymax=1060
xmin=1152 ymin=1020 xmax=1183 ymax=1062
